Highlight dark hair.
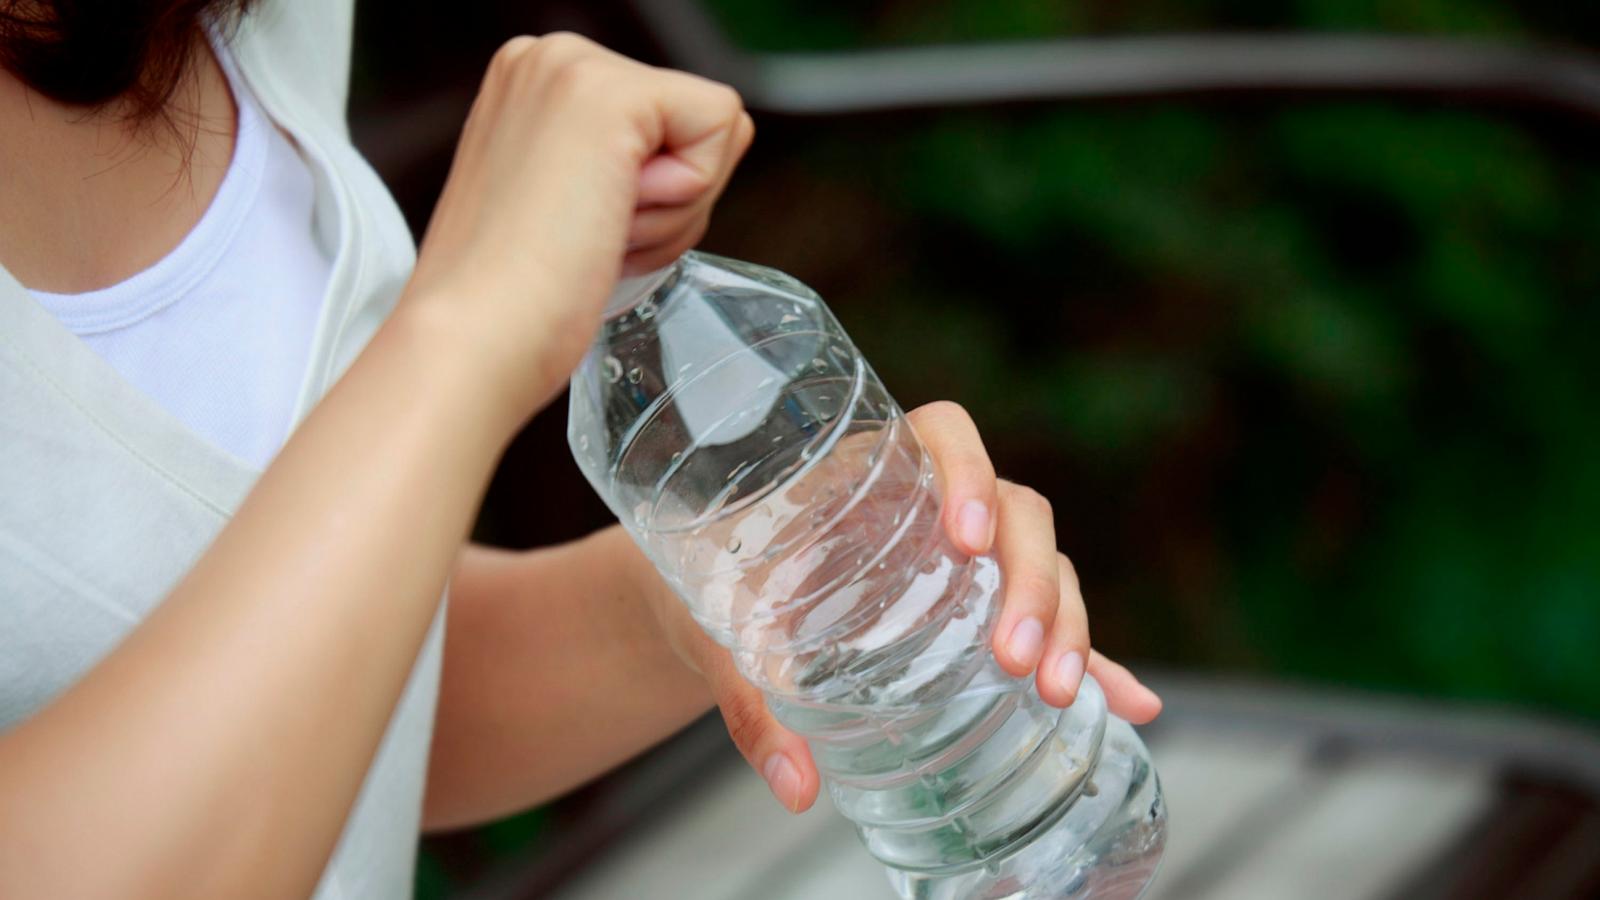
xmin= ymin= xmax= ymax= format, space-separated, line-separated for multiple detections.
xmin=0 ymin=0 xmax=255 ymax=123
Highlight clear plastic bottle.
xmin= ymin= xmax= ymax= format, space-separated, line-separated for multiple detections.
xmin=568 ymin=252 xmax=1166 ymax=899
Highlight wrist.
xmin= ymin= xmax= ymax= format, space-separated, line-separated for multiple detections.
xmin=383 ymin=292 xmax=544 ymax=443
xmin=592 ymin=525 xmax=705 ymax=676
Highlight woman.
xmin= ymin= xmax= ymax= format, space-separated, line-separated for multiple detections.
xmin=0 ymin=1 xmax=1162 ymax=896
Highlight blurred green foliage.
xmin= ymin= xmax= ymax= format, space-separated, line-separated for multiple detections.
xmin=704 ymin=0 xmax=1600 ymax=719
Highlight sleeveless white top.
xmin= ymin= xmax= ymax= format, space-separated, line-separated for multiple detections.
xmin=0 ymin=2 xmax=440 ymax=897
xmin=28 ymin=42 xmax=330 ymax=469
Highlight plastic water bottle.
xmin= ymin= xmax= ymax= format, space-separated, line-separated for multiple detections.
xmin=568 ymin=252 xmax=1166 ymax=898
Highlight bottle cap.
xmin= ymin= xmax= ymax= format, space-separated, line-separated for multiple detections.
xmin=605 ymin=263 xmax=678 ymax=317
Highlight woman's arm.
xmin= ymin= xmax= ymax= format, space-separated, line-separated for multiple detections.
xmin=424 ymin=530 xmax=712 ymax=831
xmin=0 ymin=33 xmax=752 ymax=899
xmin=0 ymin=311 xmax=503 ymax=899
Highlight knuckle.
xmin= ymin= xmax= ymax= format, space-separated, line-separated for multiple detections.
xmin=720 ymin=696 xmax=768 ymax=752
xmin=493 ymin=32 xmax=612 ymax=98
xmin=1057 ymin=551 xmax=1080 ymax=583
xmin=538 ymin=30 xmax=595 ymax=55
xmin=922 ymin=399 xmax=968 ymax=424
xmin=714 ymin=82 xmax=745 ymax=114
xmin=490 ymin=35 xmax=538 ymax=74
xmin=1008 ymin=483 xmax=1052 ymax=518
xmin=1012 ymin=570 xmax=1059 ymax=612
xmin=545 ymin=53 xmax=608 ymax=98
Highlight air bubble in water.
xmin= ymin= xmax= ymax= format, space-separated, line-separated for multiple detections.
xmin=603 ymin=356 xmax=623 ymax=383
xmin=626 ymin=367 xmax=643 ymax=384
xmin=637 ymin=299 xmax=657 ymax=320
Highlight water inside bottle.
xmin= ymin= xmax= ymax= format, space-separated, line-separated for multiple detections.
xmin=571 ymin=252 xmax=1165 ymax=897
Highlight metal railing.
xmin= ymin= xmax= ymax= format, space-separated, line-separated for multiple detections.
xmin=631 ymin=0 xmax=1600 ymax=121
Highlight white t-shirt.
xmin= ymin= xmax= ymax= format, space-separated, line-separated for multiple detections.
xmin=28 ymin=44 xmax=331 ymax=470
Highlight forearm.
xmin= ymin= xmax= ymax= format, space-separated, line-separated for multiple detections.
xmin=0 ymin=307 xmax=510 ymax=898
xmin=424 ymin=527 xmax=713 ymax=831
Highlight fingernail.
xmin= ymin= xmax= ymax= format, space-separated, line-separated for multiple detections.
xmin=1055 ymin=651 xmax=1086 ymax=699
xmin=1006 ymin=617 xmax=1044 ymax=668
xmin=762 ymin=753 xmax=801 ymax=812
xmin=958 ymin=500 xmax=992 ymax=553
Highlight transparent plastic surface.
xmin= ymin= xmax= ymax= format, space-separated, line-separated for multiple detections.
xmin=569 ymin=252 xmax=1166 ymax=898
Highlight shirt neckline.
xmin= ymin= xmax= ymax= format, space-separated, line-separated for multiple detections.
xmin=0 ymin=11 xmax=362 ymax=504
xmin=29 ymin=42 xmax=269 ymax=336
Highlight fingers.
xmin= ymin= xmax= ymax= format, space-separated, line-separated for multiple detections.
xmin=635 ymin=112 xmax=754 ymax=208
xmin=908 ymin=402 xmax=999 ymax=557
xmin=989 ymin=480 xmax=1059 ymax=676
xmin=626 ymin=203 xmax=709 ymax=252
xmin=1036 ymin=552 xmax=1090 ymax=708
xmin=625 ymin=110 xmax=752 ymax=272
xmin=635 ymin=155 xmax=712 ymax=208
xmin=1087 ymin=651 xmax=1163 ymax=724
xmin=648 ymin=70 xmax=749 ymax=198
xmin=622 ymin=227 xmax=706 ymax=275
xmin=698 ymin=644 xmax=820 ymax=813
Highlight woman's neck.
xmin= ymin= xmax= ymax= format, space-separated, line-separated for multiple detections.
xmin=0 ymin=35 xmax=237 ymax=294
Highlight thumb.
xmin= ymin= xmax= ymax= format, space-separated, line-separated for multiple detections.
xmin=701 ymin=647 xmax=821 ymax=814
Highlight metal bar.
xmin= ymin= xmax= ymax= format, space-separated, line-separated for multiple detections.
xmin=631 ymin=0 xmax=1600 ymax=121
xmin=1140 ymin=671 xmax=1600 ymax=797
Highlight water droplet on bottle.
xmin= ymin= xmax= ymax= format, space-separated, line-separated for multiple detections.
xmin=626 ymin=367 xmax=643 ymax=384
xmin=678 ymin=362 xmax=693 ymax=375
xmin=758 ymin=377 xmax=776 ymax=389
xmin=577 ymin=434 xmax=590 ymax=452
xmin=779 ymin=313 xmax=800 ymax=324
xmin=811 ymin=358 xmax=827 ymax=374
xmin=726 ymin=537 xmax=742 ymax=553
xmin=637 ymin=299 xmax=657 ymax=320
xmin=603 ymin=356 xmax=623 ymax=383
xmin=669 ymin=451 xmax=683 ymax=465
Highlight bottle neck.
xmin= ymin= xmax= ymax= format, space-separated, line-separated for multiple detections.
xmin=604 ymin=259 xmax=682 ymax=318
